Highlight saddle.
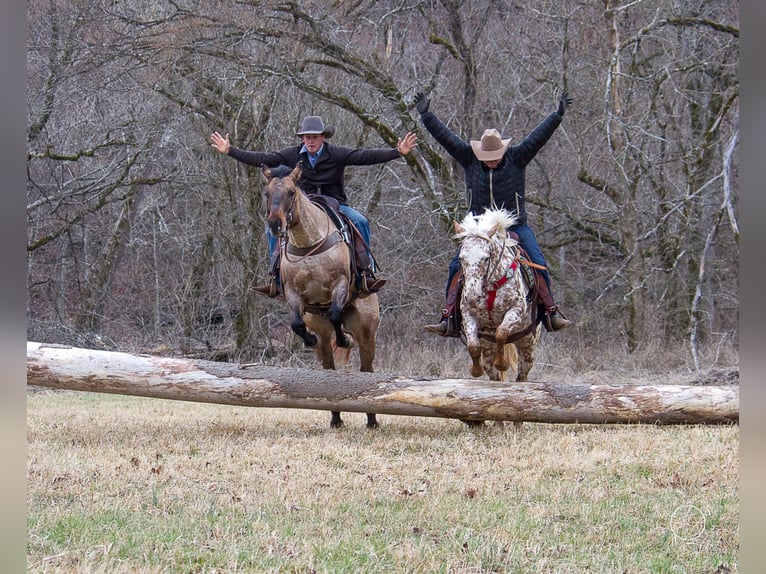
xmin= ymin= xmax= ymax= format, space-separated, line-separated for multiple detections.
xmin=268 ymin=194 xmax=377 ymax=296
xmin=307 ymin=194 xmax=378 ymax=284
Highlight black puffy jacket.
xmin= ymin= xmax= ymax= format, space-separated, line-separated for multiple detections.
xmin=419 ymin=109 xmax=562 ymax=225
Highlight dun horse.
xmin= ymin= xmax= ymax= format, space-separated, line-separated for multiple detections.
xmin=262 ymin=164 xmax=380 ymax=428
xmin=454 ymin=208 xmax=541 ymax=393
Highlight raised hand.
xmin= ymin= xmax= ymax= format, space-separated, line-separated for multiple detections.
xmin=397 ymin=132 xmax=419 ymax=156
xmin=210 ymin=131 xmax=231 ymax=154
xmin=557 ymin=92 xmax=573 ymax=116
xmin=413 ymin=92 xmax=430 ymax=115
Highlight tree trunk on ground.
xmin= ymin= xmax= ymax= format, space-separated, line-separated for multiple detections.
xmin=27 ymin=342 xmax=738 ymax=425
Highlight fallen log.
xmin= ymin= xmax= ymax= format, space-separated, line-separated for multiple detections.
xmin=26 ymin=342 xmax=738 ymax=425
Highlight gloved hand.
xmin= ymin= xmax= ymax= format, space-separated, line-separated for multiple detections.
xmin=557 ymin=92 xmax=573 ymax=116
xmin=414 ymin=92 xmax=430 ymax=115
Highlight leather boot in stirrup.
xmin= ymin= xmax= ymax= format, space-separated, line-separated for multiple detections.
xmin=547 ymin=308 xmax=572 ymax=331
xmin=361 ymin=271 xmax=386 ymax=294
xmin=252 ymin=276 xmax=281 ymax=298
xmin=424 ymin=317 xmax=460 ymax=338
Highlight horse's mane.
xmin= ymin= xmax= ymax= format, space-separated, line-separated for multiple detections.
xmin=268 ymin=164 xmax=295 ymax=178
xmin=454 ymin=208 xmax=519 ymax=240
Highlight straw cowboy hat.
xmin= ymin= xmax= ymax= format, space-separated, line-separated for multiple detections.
xmin=295 ymin=116 xmax=336 ymax=138
xmin=470 ymin=128 xmax=511 ymax=161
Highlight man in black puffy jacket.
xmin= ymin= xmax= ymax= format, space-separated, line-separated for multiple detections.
xmin=413 ymin=92 xmax=573 ymax=335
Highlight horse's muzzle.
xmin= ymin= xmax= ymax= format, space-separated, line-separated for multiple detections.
xmin=268 ymin=217 xmax=286 ymax=238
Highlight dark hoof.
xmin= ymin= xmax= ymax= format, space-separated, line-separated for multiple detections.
xmin=461 ymin=419 xmax=486 ymax=428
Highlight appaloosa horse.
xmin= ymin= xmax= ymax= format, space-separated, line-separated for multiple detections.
xmin=454 ymin=208 xmax=542 ymax=424
xmin=262 ymin=164 xmax=380 ymax=428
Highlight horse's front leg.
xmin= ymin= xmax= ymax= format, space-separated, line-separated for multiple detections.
xmin=328 ymin=280 xmax=350 ymax=348
xmin=462 ymin=312 xmax=483 ymax=378
xmin=285 ymin=292 xmax=317 ymax=348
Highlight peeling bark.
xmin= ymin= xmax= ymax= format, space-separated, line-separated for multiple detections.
xmin=27 ymin=342 xmax=738 ymax=425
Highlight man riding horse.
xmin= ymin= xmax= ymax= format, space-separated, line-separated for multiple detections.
xmin=211 ymin=116 xmax=418 ymax=297
xmin=413 ymin=91 xmax=573 ymax=336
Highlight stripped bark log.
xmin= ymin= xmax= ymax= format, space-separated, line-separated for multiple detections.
xmin=26 ymin=342 xmax=738 ymax=425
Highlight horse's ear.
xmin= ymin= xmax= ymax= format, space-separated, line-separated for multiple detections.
xmin=453 ymin=221 xmax=464 ymax=234
xmin=290 ymin=164 xmax=302 ymax=182
xmin=261 ymin=165 xmax=272 ymax=180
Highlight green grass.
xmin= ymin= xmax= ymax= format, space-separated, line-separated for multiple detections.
xmin=27 ymin=392 xmax=738 ymax=573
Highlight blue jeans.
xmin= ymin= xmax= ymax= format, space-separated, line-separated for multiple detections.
xmin=266 ymin=205 xmax=373 ymax=271
xmin=444 ymin=222 xmax=552 ymax=296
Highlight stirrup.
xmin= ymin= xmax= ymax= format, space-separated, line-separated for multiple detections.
xmin=545 ymin=307 xmax=572 ymax=332
xmin=361 ymin=272 xmax=386 ymax=294
xmin=424 ymin=321 xmax=448 ymax=335
xmin=424 ymin=317 xmax=460 ymax=338
xmin=252 ymin=276 xmax=281 ymax=298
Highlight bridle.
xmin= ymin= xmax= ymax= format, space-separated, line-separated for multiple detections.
xmin=266 ymin=183 xmax=344 ymax=264
xmin=468 ymin=234 xmax=518 ymax=288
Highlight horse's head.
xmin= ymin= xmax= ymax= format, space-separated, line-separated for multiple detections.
xmin=262 ymin=164 xmax=302 ymax=238
xmin=454 ymin=209 xmax=520 ymax=297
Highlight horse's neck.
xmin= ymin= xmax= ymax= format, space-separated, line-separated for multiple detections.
xmin=486 ymin=239 xmax=517 ymax=283
xmin=289 ymin=196 xmax=332 ymax=248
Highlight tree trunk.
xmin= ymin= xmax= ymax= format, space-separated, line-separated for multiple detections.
xmin=27 ymin=342 xmax=738 ymax=425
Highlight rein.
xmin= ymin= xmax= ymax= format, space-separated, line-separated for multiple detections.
xmin=486 ymin=257 xmax=518 ymax=314
xmin=483 ymin=240 xmax=518 ymax=314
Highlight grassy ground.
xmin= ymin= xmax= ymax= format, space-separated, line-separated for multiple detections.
xmin=27 ymin=388 xmax=738 ymax=573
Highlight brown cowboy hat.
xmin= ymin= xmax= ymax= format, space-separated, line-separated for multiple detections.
xmin=295 ymin=116 xmax=335 ymax=138
xmin=470 ymin=128 xmax=511 ymax=161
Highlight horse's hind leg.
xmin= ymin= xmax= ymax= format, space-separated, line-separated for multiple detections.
xmin=515 ymin=329 xmax=540 ymax=382
xmin=330 ymin=411 xmax=344 ymax=428
xmin=303 ymin=316 xmax=343 ymax=428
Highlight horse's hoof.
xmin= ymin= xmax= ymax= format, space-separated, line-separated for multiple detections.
xmin=366 ymin=414 xmax=379 ymax=429
xmin=470 ymin=367 xmax=484 ymax=378
xmin=461 ymin=419 xmax=485 ymax=428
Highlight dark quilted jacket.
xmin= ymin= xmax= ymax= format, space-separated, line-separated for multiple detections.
xmin=228 ymin=142 xmax=400 ymax=205
xmin=419 ymin=109 xmax=562 ymax=225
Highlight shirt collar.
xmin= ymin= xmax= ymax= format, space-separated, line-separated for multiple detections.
xmin=300 ymin=143 xmax=325 ymax=165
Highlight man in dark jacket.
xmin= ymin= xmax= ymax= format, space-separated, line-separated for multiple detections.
xmin=210 ymin=116 xmax=418 ymax=296
xmin=413 ymin=92 xmax=572 ymax=334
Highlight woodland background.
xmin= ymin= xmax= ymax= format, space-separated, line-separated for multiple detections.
xmin=26 ymin=0 xmax=740 ymax=373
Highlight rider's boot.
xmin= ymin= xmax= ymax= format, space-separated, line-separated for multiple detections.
xmin=546 ymin=308 xmax=572 ymax=331
xmin=360 ymin=268 xmax=386 ymax=294
xmin=251 ymin=274 xmax=281 ymax=298
xmin=424 ymin=271 xmax=462 ymax=338
xmin=252 ymin=251 xmax=282 ymax=298
xmin=535 ymin=271 xmax=572 ymax=331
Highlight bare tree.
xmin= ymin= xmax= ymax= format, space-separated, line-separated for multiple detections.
xmin=27 ymin=0 xmax=739 ymax=368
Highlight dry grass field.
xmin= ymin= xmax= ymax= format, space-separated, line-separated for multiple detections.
xmin=27 ymin=339 xmax=739 ymax=574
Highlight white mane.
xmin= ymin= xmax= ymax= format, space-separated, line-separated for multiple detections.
xmin=454 ymin=208 xmax=519 ymax=240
